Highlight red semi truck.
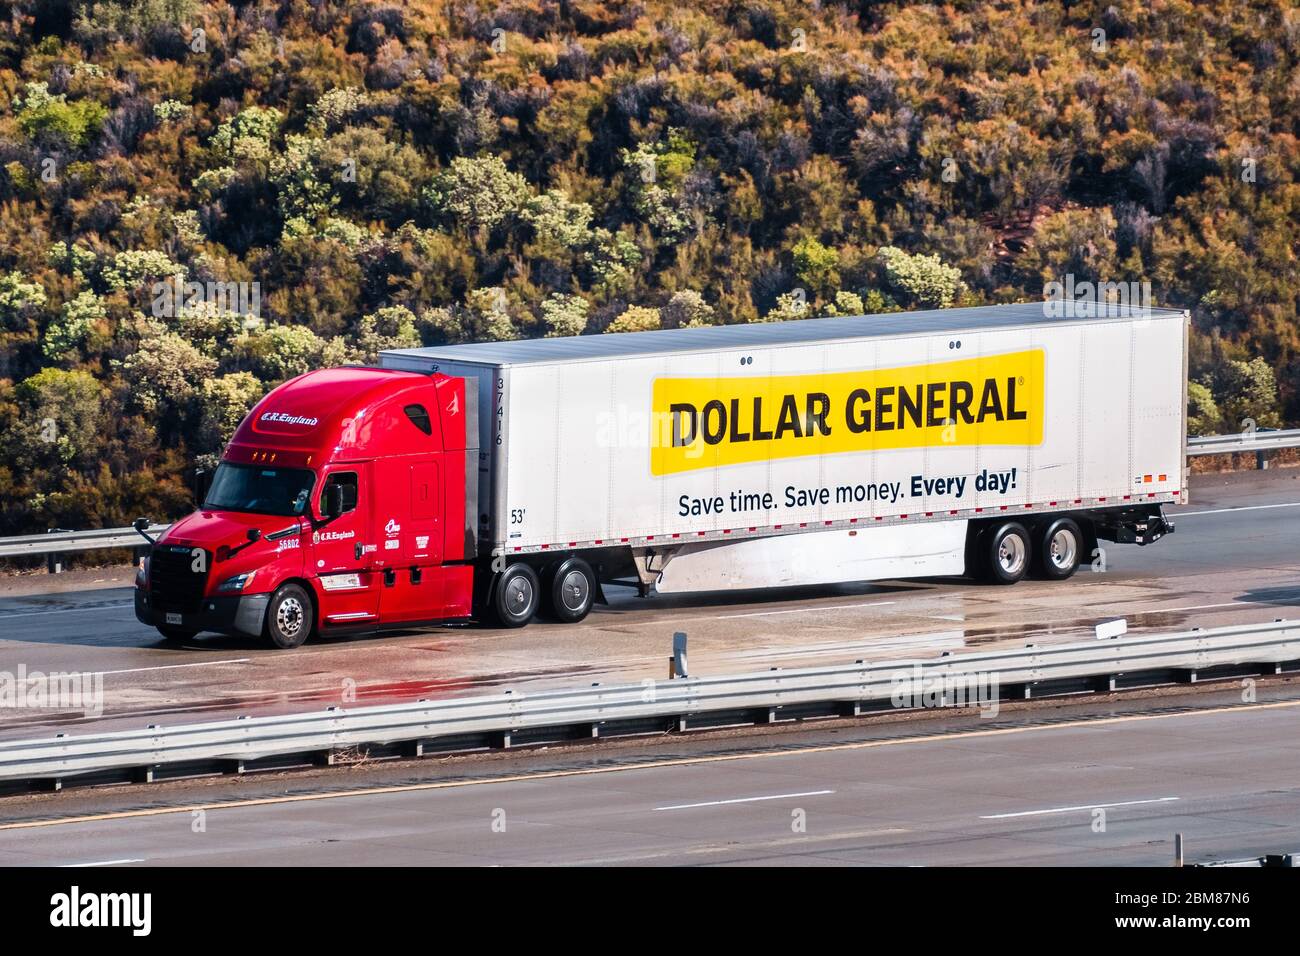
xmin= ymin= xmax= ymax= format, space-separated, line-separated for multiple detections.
xmin=134 ymin=303 xmax=1184 ymax=648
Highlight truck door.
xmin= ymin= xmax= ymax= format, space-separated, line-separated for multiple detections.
xmin=374 ymin=458 xmax=447 ymax=623
xmin=311 ymin=464 xmax=381 ymax=627
xmin=409 ymin=462 xmax=443 ymax=566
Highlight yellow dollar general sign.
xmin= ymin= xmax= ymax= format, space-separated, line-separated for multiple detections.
xmin=650 ymin=349 xmax=1044 ymax=476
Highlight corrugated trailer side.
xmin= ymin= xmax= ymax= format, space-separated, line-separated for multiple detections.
xmin=485 ymin=310 xmax=1184 ymax=554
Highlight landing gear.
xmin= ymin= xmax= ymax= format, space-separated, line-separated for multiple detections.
xmin=490 ymin=563 xmax=541 ymax=627
xmin=544 ymin=557 xmax=595 ymax=624
xmin=265 ymin=582 xmax=314 ymax=649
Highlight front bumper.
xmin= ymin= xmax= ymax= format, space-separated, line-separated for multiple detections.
xmin=134 ymin=588 xmax=270 ymax=638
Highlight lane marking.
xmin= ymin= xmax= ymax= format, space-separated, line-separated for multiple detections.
xmin=0 ymin=602 xmax=134 ymax=621
xmin=95 ymin=660 xmax=251 ymax=677
xmin=1 ymin=659 xmax=251 ymax=684
xmin=1178 ymin=502 xmax=1300 ymax=517
xmin=980 ymin=796 xmax=1179 ymax=819
xmin=717 ymin=601 xmax=895 ymax=620
xmin=655 ymin=789 xmax=834 ymax=811
xmin=1 ymin=698 xmax=1297 ymax=833
xmin=59 ymin=858 xmax=144 ymax=867
xmin=562 ymin=826 xmax=911 ymax=865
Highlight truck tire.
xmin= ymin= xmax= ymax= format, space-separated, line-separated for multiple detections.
xmin=264 ymin=582 xmax=314 ymax=649
xmin=491 ymin=563 xmax=540 ymax=628
xmin=1036 ymin=518 xmax=1082 ymax=580
xmin=983 ymin=522 xmax=1031 ymax=585
xmin=156 ymin=625 xmax=198 ymax=643
xmin=545 ymin=557 xmax=595 ymax=624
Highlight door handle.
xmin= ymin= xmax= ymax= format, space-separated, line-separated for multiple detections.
xmin=354 ymin=542 xmax=364 ymax=561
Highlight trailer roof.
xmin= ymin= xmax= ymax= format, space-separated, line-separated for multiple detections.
xmin=384 ymin=301 xmax=1184 ymax=368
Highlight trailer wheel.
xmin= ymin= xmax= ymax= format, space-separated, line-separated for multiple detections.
xmin=545 ymin=557 xmax=595 ymax=624
xmin=491 ymin=563 xmax=540 ymax=628
xmin=1036 ymin=518 xmax=1082 ymax=580
xmin=983 ymin=522 xmax=1031 ymax=585
xmin=264 ymin=582 xmax=314 ymax=649
xmin=156 ymin=625 xmax=198 ymax=643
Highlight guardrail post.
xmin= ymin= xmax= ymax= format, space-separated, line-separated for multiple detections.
xmin=672 ymin=632 xmax=689 ymax=679
xmin=45 ymin=529 xmax=70 ymax=573
xmin=1257 ymin=449 xmax=1268 ymax=470
xmin=1174 ymin=833 xmax=1184 ymax=867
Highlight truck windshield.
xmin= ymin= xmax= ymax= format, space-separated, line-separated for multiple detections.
xmin=204 ymin=463 xmax=316 ymax=517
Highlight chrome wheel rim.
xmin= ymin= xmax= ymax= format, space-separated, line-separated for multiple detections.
xmin=559 ymin=569 xmax=590 ymax=612
xmin=504 ymin=575 xmax=534 ymax=615
xmin=277 ymin=596 xmax=304 ymax=637
xmin=997 ymin=533 xmax=1026 ymax=575
xmin=1049 ymin=529 xmax=1077 ymax=569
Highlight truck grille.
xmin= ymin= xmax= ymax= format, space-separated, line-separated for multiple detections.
xmin=149 ymin=545 xmax=210 ymax=613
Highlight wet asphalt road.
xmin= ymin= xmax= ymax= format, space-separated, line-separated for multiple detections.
xmin=0 ymin=469 xmax=1296 ymax=739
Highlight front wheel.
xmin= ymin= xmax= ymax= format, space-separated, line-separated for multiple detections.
xmin=491 ymin=563 xmax=540 ymax=628
xmin=264 ymin=582 xmax=314 ymax=649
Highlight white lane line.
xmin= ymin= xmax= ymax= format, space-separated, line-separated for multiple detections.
xmin=1179 ymin=502 xmax=1300 ymax=517
xmin=1159 ymin=601 xmax=1250 ymax=612
xmin=655 ymin=789 xmax=835 ymax=811
xmin=0 ymin=602 xmax=134 ymax=621
xmin=96 ymin=660 xmax=251 ymax=677
xmin=717 ymin=601 xmax=895 ymax=620
xmin=6 ymin=660 xmax=252 ymax=686
xmin=60 ymin=858 xmax=144 ymax=867
xmin=980 ymin=796 xmax=1179 ymax=820
xmin=5 ymin=659 xmax=251 ymax=684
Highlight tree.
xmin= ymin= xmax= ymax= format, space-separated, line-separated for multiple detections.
xmin=15 ymin=82 xmax=107 ymax=149
xmin=791 ymin=237 xmax=841 ymax=298
xmin=197 ymin=373 xmax=263 ymax=457
xmin=1186 ymin=381 xmax=1219 ymax=436
xmin=424 ymin=156 xmax=529 ymax=236
xmin=760 ymin=291 xmax=811 ymax=323
xmin=877 ymin=246 xmax=963 ymax=308
xmin=43 ymin=291 xmax=106 ymax=360
xmin=13 ymin=368 xmax=105 ymax=472
xmin=0 ymin=272 xmax=48 ymax=328
xmin=605 ymin=305 xmax=660 ymax=333
xmin=660 ymin=291 xmax=714 ymax=329
xmin=540 ymin=294 xmax=590 ymax=337
xmin=117 ymin=331 xmax=217 ymax=414
xmin=355 ymin=306 xmax=421 ymax=362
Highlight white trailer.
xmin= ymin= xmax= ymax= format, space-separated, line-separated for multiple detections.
xmin=383 ymin=302 xmax=1185 ymax=608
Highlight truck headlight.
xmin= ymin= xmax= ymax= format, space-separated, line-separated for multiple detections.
xmin=135 ymin=555 xmax=149 ymax=589
xmin=216 ymin=571 xmax=258 ymax=592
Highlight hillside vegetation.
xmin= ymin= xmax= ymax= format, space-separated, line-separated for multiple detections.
xmin=0 ymin=0 xmax=1297 ymax=534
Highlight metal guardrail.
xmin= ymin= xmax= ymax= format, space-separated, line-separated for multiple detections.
xmin=0 ymin=525 xmax=167 ymax=560
xmin=1187 ymin=428 xmax=1300 ymax=455
xmin=0 ymin=619 xmax=1295 ymax=789
xmin=0 ymin=430 xmax=1297 ymax=562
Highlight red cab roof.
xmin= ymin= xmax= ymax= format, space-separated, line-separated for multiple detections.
xmin=228 ymin=367 xmax=445 ymax=464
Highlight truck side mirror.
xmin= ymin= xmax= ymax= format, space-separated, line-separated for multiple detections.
xmin=322 ymin=484 xmax=344 ymax=519
xmin=246 ymin=528 xmax=262 ymax=543
xmin=193 ymin=468 xmax=211 ymax=506
xmin=132 ymin=516 xmax=156 ymax=546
